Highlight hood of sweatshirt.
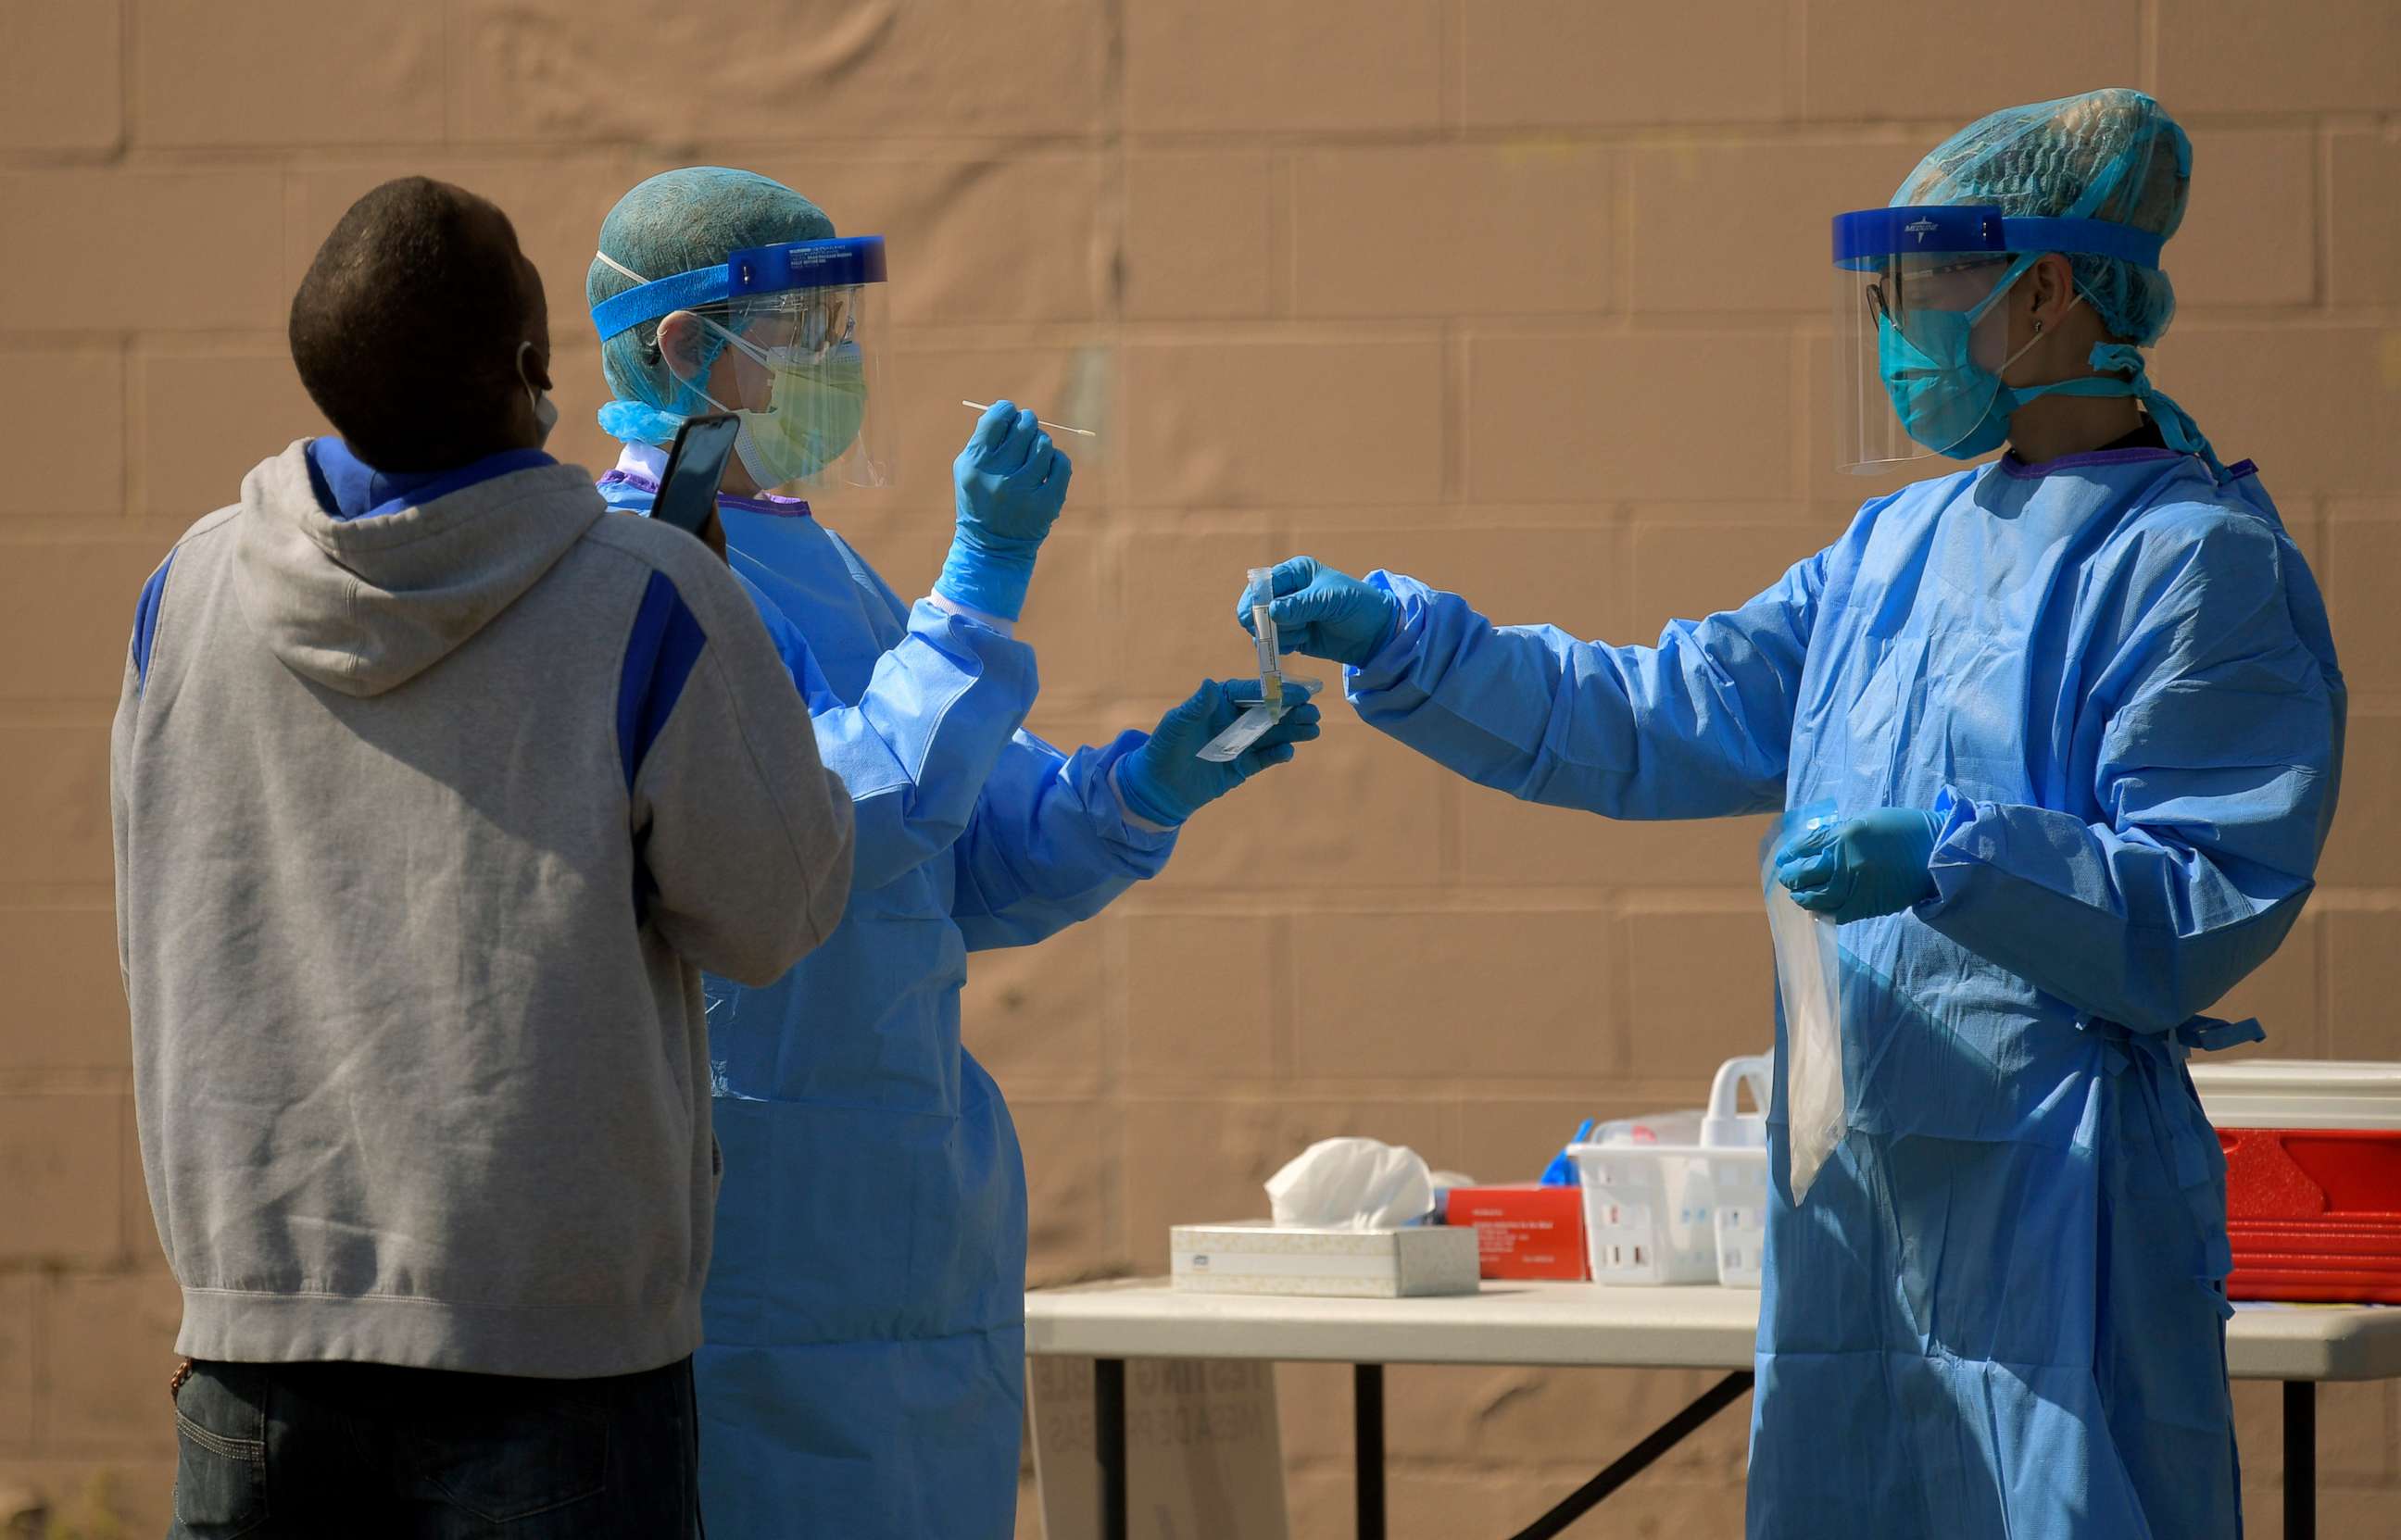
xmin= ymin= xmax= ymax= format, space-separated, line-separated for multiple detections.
xmin=232 ymin=440 xmax=608 ymax=697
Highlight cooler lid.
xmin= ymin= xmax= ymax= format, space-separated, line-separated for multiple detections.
xmin=2190 ymin=1058 xmax=2401 ymax=1131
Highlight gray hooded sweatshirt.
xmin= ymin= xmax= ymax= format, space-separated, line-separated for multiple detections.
xmin=111 ymin=442 xmax=854 ymax=1378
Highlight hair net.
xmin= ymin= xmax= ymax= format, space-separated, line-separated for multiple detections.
xmin=587 ymin=168 xmax=836 ymax=433
xmin=1892 ymin=89 xmax=2192 ymax=346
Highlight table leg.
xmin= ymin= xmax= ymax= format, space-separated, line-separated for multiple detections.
xmin=2284 ymin=1380 xmax=2315 ymax=1540
xmin=1504 ymin=1371 xmax=1754 ymax=1540
xmin=1355 ymin=1363 xmax=1387 ymax=1540
xmin=1096 ymin=1358 xmax=1128 ymax=1540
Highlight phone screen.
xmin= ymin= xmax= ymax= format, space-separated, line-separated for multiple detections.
xmin=650 ymin=413 xmax=742 ymax=538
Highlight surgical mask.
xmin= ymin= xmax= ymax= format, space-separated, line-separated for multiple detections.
xmin=518 ymin=341 xmax=558 ymax=450
xmin=1875 ymin=254 xmax=2228 ymax=475
xmin=1877 ymin=258 xmax=2091 ymax=458
xmin=685 ymin=318 xmax=867 ymax=490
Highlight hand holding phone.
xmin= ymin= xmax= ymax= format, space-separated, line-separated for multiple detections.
xmin=651 ymin=413 xmax=742 ymax=561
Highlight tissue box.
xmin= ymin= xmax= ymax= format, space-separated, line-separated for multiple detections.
xmin=1442 ymin=1185 xmax=1590 ymax=1281
xmin=1171 ymin=1221 xmax=1480 ymax=1298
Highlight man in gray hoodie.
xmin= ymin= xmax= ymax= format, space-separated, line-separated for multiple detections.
xmin=111 ymin=177 xmax=855 ymax=1538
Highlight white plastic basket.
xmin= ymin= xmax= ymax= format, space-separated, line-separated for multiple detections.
xmin=1568 ymin=1111 xmax=1710 ymax=1284
xmin=1568 ymin=1055 xmax=1775 ymax=1287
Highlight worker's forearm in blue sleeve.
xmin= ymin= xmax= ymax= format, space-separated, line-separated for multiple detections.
xmin=732 ymin=573 xmax=1039 ymax=893
xmin=816 ymin=602 xmax=1041 ymax=891
xmin=1919 ymin=792 xmax=2316 ymax=1033
xmin=1344 ymin=566 xmax=1818 ymax=820
xmin=950 ymin=730 xmax=1176 ymax=951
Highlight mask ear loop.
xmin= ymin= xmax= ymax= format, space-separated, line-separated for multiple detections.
xmin=515 ymin=339 xmax=544 ymax=414
xmin=686 ymin=311 xmax=776 ymax=370
xmin=1962 ymin=249 xmax=2090 ymax=392
xmin=1992 ymin=288 xmax=2081 ymax=382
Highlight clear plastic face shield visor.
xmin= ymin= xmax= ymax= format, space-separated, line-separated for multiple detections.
xmin=592 ymin=235 xmax=893 ymax=494
xmin=1829 ymin=207 xmax=2164 ymax=474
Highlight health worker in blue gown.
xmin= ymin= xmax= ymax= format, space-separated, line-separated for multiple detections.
xmin=1242 ymin=91 xmax=2344 ymax=1539
xmin=585 ymin=167 xmax=1320 ymax=1540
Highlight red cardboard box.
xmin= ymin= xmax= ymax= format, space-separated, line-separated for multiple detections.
xmin=1443 ymin=1184 xmax=1589 ymax=1281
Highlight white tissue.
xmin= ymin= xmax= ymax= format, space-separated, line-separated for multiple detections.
xmin=1265 ymin=1137 xmax=1435 ymax=1230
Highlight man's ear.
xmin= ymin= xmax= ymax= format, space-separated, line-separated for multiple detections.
xmin=656 ymin=311 xmax=710 ymax=383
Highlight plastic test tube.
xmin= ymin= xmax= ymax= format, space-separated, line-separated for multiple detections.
xmin=1247 ymin=566 xmax=1283 ymax=714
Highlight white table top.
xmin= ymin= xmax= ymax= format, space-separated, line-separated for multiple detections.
xmin=1025 ymin=1279 xmax=2401 ymax=1383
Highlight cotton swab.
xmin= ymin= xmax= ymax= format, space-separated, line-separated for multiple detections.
xmin=961 ymin=400 xmax=1096 ymax=437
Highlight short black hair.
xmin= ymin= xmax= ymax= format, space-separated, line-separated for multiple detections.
xmin=289 ymin=178 xmax=534 ymax=472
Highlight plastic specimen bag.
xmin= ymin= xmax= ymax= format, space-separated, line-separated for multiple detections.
xmin=1763 ymin=805 xmax=1846 ymax=1204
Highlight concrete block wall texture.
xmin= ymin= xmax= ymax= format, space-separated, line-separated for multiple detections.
xmin=0 ymin=1 xmax=2390 ymax=1534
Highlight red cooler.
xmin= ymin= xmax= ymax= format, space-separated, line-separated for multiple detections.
xmin=2190 ymin=1059 xmax=2401 ymax=1305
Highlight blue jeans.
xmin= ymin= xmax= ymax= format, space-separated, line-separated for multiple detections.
xmin=167 ymin=1356 xmax=700 ymax=1539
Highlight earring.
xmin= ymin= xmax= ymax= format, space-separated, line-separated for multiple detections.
xmin=2032 ymin=319 xmax=2045 ymax=335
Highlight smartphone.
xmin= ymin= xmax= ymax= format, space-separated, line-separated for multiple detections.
xmin=650 ymin=413 xmax=741 ymax=539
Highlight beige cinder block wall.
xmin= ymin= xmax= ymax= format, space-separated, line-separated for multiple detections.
xmin=1 ymin=2 xmax=2394 ymax=1534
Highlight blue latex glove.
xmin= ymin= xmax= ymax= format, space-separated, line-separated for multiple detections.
xmin=1774 ymin=808 xmax=1946 ymax=924
xmin=937 ymin=400 xmax=1073 ymax=621
xmin=1238 ymin=557 xmax=1402 ymax=669
xmin=1116 ymin=679 xmax=1323 ymax=827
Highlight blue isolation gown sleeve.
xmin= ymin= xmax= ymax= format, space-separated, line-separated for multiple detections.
xmin=732 ymin=568 xmax=1040 ymax=894
xmin=1344 ymin=558 xmax=1827 ymax=820
xmin=1918 ymin=513 xmax=2344 ymax=1033
xmin=947 ymin=730 xmax=1179 ymax=951
xmin=732 ymin=570 xmax=843 ymax=710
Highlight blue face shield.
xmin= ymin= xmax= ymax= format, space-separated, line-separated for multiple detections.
xmin=1831 ymin=207 xmax=2223 ymax=475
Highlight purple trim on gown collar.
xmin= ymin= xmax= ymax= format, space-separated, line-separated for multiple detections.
xmin=599 ymin=457 xmax=813 ymax=520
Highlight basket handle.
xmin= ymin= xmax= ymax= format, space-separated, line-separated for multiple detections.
xmin=1709 ymin=1054 xmax=1775 ymax=1120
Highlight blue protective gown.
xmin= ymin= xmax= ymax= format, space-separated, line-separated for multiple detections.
xmin=599 ymin=454 xmax=1177 ymax=1540
xmin=1345 ymin=446 xmax=2343 ymax=1539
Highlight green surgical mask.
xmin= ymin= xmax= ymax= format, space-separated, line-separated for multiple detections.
xmin=688 ymin=313 xmax=868 ymax=490
xmin=727 ymin=342 xmax=868 ymax=490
